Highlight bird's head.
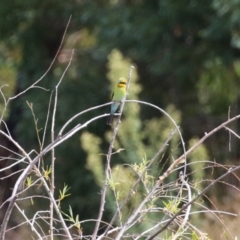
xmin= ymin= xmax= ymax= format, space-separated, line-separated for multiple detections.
xmin=118 ymin=77 xmax=127 ymax=85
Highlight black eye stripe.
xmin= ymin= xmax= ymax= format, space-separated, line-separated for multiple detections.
xmin=119 ymin=82 xmax=126 ymax=85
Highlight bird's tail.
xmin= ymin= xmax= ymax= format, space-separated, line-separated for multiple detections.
xmin=107 ymin=114 xmax=114 ymax=125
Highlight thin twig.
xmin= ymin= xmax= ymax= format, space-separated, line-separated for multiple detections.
xmin=50 ymin=49 xmax=74 ymax=240
xmin=228 ymin=106 xmax=231 ymax=152
xmin=100 ymin=128 xmax=177 ymax=239
xmin=92 ymin=66 xmax=134 ymax=240
xmin=0 ymin=84 xmax=8 ymax=106
xmin=0 ymin=169 xmax=24 ymax=180
xmin=2 ymin=97 xmax=240 ymax=239
xmin=115 ymin=184 xmax=159 ymax=240
xmin=58 ymin=102 xmax=111 ymax=136
xmin=113 ymin=100 xmax=187 ymax=240
xmin=0 ymin=84 xmax=9 ymax=127
xmin=0 ymin=16 xmax=73 ymax=240
xmin=224 ymin=126 xmax=240 ymax=140
xmin=15 ymin=203 xmax=42 ymax=239
xmin=157 ymin=111 xmax=240 ymax=185
xmin=146 ymin=165 xmax=240 ymax=239
xmin=0 ymin=112 xmax=112 ymax=240
xmin=42 ymin=91 xmax=54 ymax=149
xmin=172 ymin=172 xmax=192 ymax=240
xmin=9 ymin=16 xmax=72 ymax=101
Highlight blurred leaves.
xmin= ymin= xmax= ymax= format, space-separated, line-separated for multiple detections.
xmin=188 ymin=137 xmax=209 ymax=185
xmin=80 ymin=132 xmax=103 ymax=186
xmin=1 ymin=0 xmax=240 ymax=235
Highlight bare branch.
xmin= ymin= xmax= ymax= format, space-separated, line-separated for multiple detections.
xmin=9 ymin=15 xmax=72 ymax=101
xmin=101 ymin=128 xmax=178 ymax=239
xmin=146 ymin=165 xmax=240 ymax=239
xmin=224 ymin=126 xmax=240 ymax=140
xmin=49 ymin=48 xmax=74 ymax=240
xmin=15 ymin=203 xmax=42 ymax=239
xmin=92 ymin=66 xmax=134 ymax=240
xmin=58 ymin=102 xmax=111 ymax=136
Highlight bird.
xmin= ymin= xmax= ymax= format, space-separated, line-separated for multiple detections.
xmin=107 ymin=77 xmax=127 ymax=125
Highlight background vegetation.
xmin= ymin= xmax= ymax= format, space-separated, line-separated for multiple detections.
xmin=1 ymin=0 xmax=240 ymax=239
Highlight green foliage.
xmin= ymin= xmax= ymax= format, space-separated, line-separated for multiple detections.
xmin=197 ymin=58 xmax=238 ymax=114
xmin=58 ymin=184 xmax=71 ymax=207
xmin=191 ymin=231 xmax=211 ymax=240
xmin=163 ymin=198 xmax=181 ymax=215
xmin=110 ymin=165 xmax=142 ymax=217
xmin=62 ymin=206 xmax=82 ymax=234
xmin=0 ymin=43 xmax=18 ymax=118
xmin=188 ymin=138 xmax=209 ymax=185
xmin=80 ymin=132 xmax=104 ymax=186
xmin=25 ymin=176 xmax=33 ymax=188
xmin=1 ymin=0 xmax=240 ymax=237
xmin=41 ymin=165 xmax=52 ymax=181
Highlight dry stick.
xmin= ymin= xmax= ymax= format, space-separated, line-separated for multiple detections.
xmin=0 ymin=113 xmax=111 ymax=240
xmin=37 ymin=91 xmax=54 ymax=171
xmin=228 ymin=106 xmax=231 ymax=152
xmin=37 ymin=173 xmax=72 ymax=239
xmin=1 ymin=100 xmax=237 ymax=238
xmin=106 ymin=67 xmax=134 ymax=175
xmin=0 ymin=169 xmax=24 ymax=180
xmin=172 ymin=172 xmax=192 ymax=240
xmin=143 ymin=115 xmax=240 ymax=239
xmin=125 ymin=99 xmax=187 ymax=171
xmin=15 ymin=203 xmax=42 ymax=239
xmin=0 ymin=131 xmax=37 ymax=239
xmin=0 ymin=128 xmax=73 ymax=240
xmin=112 ymin=101 xmax=187 ymax=239
xmin=0 ymin=113 xmax=108 ymax=237
xmin=99 ymin=128 xmax=178 ymax=239
xmin=49 ymin=50 xmax=74 ymax=239
xmin=0 ymin=12 xmax=71 ymax=177
xmin=32 ymin=210 xmax=52 ymax=231
xmin=58 ymin=102 xmax=111 ymax=137
xmin=42 ymin=91 xmax=54 ymax=150
xmin=0 ymin=141 xmax=24 ymax=159
xmin=0 ymin=16 xmax=72 ymax=238
xmin=114 ymin=102 xmax=240 ymax=239
xmin=1 ymin=119 xmax=13 ymax=138
xmin=157 ymin=114 xmax=240 ymax=184
xmin=192 ymin=197 xmax=235 ymax=238
xmin=147 ymin=164 xmax=240 ymax=240
xmin=0 ymin=139 xmax=71 ymax=239
xmin=0 ymin=85 xmax=8 ymax=126
xmin=0 ymin=155 xmax=26 ymax=172
xmin=2 ymin=15 xmax=72 ymax=239
xmin=0 ymin=85 xmax=7 ymax=106
xmin=92 ymin=66 xmax=134 ymax=240
xmin=8 ymin=16 xmax=72 ymax=101
xmin=115 ymin=183 xmax=159 ymax=240
xmin=46 ymin=113 xmax=112 ymax=154
xmin=135 ymin=219 xmax=170 ymax=240
xmin=225 ymin=126 xmax=240 ymax=139
xmin=105 ymin=100 xmax=186 ymax=240
xmin=100 ymin=100 xmax=186 ymax=238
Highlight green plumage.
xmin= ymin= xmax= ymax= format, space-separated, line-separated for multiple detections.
xmin=107 ymin=77 xmax=127 ymax=125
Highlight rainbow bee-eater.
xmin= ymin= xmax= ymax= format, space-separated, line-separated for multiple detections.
xmin=107 ymin=77 xmax=127 ymax=125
